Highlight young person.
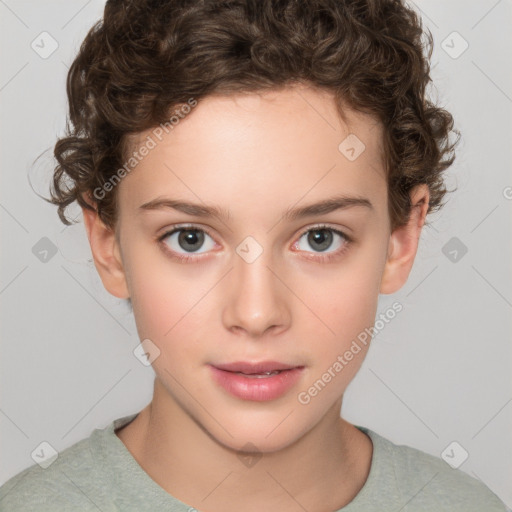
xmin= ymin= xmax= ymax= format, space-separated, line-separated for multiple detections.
xmin=1 ymin=0 xmax=508 ymax=510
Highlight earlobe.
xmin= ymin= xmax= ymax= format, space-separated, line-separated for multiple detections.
xmin=379 ymin=184 xmax=430 ymax=295
xmin=82 ymin=205 xmax=130 ymax=300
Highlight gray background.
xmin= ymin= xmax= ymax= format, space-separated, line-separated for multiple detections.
xmin=1 ymin=0 xmax=511 ymax=506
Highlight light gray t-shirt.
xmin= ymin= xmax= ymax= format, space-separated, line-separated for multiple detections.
xmin=0 ymin=412 xmax=509 ymax=511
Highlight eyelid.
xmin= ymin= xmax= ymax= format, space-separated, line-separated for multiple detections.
xmin=296 ymin=223 xmax=352 ymax=242
xmin=157 ymin=223 xmax=216 ymax=241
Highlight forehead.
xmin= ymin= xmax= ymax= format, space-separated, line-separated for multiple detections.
xmin=119 ymin=84 xmax=387 ymax=221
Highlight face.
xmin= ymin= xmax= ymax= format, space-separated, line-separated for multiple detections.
xmin=85 ymin=84 xmax=426 ymax=453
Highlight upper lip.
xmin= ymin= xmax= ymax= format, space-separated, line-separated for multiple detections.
xmin=211 ymin=361 xmax=303 ymax=374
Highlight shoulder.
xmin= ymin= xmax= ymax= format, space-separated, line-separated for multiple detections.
xmin=0 ymin=430 xmax=109 ymax=511
xmin=363 ymin=427 xmax=509 ymax=512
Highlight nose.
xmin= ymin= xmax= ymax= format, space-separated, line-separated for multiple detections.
xmin=221 ymin=250 xmax=291 ymax=338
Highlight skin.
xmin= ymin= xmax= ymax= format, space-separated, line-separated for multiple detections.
xmin=82 ymin=83 xmax=429 ymax=512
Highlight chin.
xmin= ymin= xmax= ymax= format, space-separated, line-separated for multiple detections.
xmin=203 ymin=410 xmax=313 ymax=454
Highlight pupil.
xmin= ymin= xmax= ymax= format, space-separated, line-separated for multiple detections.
xmin=309 ymin=229 xmax=332 ymax=252
xmin=179 ymin=230 xmax=204 ymax=252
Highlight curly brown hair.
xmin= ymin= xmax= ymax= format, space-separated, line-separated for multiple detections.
xmin=44 ymin=0 xmax=460 ymax=233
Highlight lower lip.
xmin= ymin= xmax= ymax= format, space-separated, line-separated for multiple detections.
xmin=209 ymin=365 xmax=305 ymax=401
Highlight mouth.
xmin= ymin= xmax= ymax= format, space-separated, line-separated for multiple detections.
xmin=208 ymin=361 xmax=305 ymax=401
xmin=228 ymin=370 xmax=284 ymax=378
xmin=212 ymin=360 xmax=303 ymax=374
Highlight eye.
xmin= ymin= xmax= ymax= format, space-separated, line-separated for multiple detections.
xmin=292 ymin=225 xmax=351 ymax=261
xmin=158 ymin=225 xmax=216 ymax=262
xmin=158 ymin=223 xmax=352 ymax=263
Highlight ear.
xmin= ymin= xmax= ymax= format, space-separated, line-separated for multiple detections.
xmin=81 ymin=202 xmax=130 ymax=299
xmin=379 ymin=184 xmax=430 ymax=295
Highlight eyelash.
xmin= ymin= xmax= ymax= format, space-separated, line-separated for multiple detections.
xmin=157 ymin=224 xmax=352 ymax=263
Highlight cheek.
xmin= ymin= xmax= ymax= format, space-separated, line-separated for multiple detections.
xmin=123 ymin=237 xmax=206 ymax=334
xmin=130 ymin=272 xmax=209 ymax=342
xmin=125 ymin=250 xmax=221 ymax=380
xmin=289 ymin=238 xmax=387 ymax=401
xmin=128 ymin=276 xmax=207 ymax=385
xmin=292 ymin=266 xmax=380 ymax=406
xmin=293 ymin=243 xmax=386 ymax=339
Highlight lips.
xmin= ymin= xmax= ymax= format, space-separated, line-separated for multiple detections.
xmin=209 ymin=361 xmax=305 ymax=401
xmin=212 ymin=361 xmax=303 ymax=374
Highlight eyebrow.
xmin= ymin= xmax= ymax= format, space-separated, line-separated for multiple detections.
xmin=138 ymin=195 xmax=374 ymax=221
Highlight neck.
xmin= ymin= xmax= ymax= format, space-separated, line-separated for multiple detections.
xmin=116 ymin=378 xmax=372 ymax=512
